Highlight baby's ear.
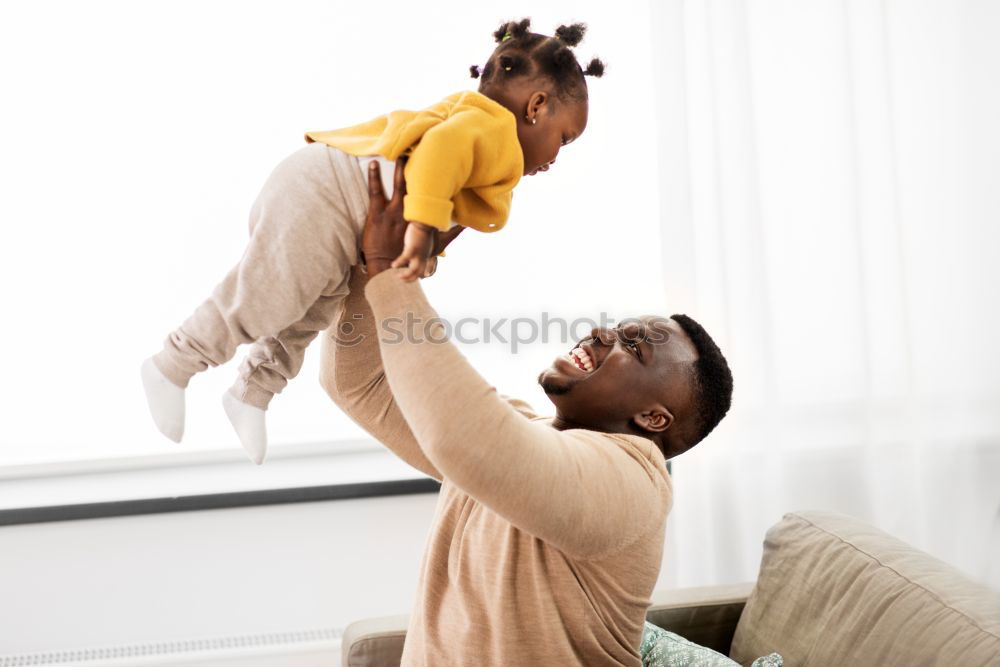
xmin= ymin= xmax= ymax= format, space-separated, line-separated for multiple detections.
xmin=526 ymin=90 xmax=551 ymax=119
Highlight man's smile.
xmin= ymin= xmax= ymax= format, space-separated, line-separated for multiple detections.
xmin=570 ymin=346 xmax=594 ymax=371
xmin=555 ymin=342 xmax=603 ymax=376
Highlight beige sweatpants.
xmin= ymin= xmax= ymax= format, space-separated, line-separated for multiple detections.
xmin=152 ymin=143 xmax=372 ymax=410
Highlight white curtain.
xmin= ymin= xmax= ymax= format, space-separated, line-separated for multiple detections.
xmin=649 ymin=0 xmax=1000 ymax=590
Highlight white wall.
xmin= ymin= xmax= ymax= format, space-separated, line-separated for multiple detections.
xmin=0 ymin=493 xmax=437 ymax=661
xmin=0 ymin=492 xmax=677 ymax=663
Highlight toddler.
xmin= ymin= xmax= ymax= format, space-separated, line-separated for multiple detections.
xmin=140 ymin=18 xmax=604 ymax=463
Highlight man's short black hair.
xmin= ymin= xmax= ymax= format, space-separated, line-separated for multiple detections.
xmin=670 ymin=314 xmax=733 ymax=446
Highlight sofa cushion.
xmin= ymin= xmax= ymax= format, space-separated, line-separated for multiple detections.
xmin=641 ymin=621 xmax=783 ymax=667
xmin=730 ymin=511 xmax=1000 ymax=666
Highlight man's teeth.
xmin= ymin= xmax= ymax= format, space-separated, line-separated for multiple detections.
xmin=571 ymin=347 xmax=594 ymax=371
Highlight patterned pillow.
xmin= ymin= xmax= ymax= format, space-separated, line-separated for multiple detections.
xmin=640 ymin=621 xmax=782 ymax=667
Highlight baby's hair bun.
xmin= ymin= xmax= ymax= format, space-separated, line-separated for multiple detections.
xmin=554 ymin=23 xmax=586 ymax=47
xmin=553 ymin=47 xmax=576 ymax=71
xmin=583 ymin=57 xmax=605 ymax=78
xmin=493 ymin=17 xmax=531 ymax=43
xmin=497 ymin=53 xmax=527 ymax=75
xmin=469 ymin=65 xmax=482 ymax=79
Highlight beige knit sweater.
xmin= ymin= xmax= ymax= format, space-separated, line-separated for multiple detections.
xmin=319 ymin=267 xmax=673 ymax=666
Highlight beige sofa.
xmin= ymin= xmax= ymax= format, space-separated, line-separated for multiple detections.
xmin=341 ymin=510 xmax=1000 ymax=666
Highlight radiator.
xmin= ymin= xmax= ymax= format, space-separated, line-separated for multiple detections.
xmin=0 ymin=627 xmax=342 ymax=667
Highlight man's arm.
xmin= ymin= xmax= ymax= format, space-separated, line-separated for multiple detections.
xmin=319 ymin=266 xmax=442 ymax=481
xmin=319 ymin=156 xmax=469 ymax=479
xmin=362 ymin=269 xmax=672 ymax=560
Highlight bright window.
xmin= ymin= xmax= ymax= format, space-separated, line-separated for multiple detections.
xmin=0 ymin=1 xmax=662 ymax=466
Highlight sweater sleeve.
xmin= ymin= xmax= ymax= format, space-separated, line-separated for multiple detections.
xmin=402 ymin=109 xmax=483 ymax=232
xmin=319 ymin=267 xmax=442 ymax=481
xmin=364 ymin=269 xmax=671 ymax=560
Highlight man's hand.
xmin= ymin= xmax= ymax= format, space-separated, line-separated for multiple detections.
xmin=362 ymin=158 xmax=464 ymax=278
xmin=361 ymin=158 xmax=408 ymax=277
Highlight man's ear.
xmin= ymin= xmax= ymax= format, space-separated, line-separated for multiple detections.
xmin=632 ymin=406 xmax=674 ymax=434
xmin=524 ymin=91 xmax=549 ymax=123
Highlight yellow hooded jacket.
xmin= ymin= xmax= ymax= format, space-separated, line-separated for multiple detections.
xmin=306 ymin=91 xmax=523 ymax=233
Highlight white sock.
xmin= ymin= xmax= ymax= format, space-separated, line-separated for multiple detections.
xmin=222 ymin=391 xmax=268 ymax=465
xmin=140 ymin=357 xmax=185 ymax=443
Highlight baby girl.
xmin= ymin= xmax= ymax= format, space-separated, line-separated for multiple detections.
xmin=140 ymin=18 xmax=603 ymax=463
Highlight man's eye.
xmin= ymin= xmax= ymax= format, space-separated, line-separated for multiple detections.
xmin=623 ymin=337 xmax=643 ymax=359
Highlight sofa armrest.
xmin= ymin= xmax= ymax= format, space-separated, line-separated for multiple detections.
xmin=341 ymin=614 xmax=409 ymax=667
xmin=646 ymin=582 xmax=754 ymax=656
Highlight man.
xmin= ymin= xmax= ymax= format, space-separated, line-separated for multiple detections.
xmin=320 ymin=160 xmax=734 ymax=666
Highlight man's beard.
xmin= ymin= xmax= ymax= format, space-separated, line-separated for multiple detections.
xmin=537 ymin=370 xmax=573 ymax=396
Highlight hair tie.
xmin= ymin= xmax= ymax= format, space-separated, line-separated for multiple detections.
xmin=501 ymin=32 xmax=512 ymax=42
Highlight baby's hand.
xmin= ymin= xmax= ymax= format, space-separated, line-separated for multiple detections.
xmin=390 ymin=222 xmax=436 ymax=282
